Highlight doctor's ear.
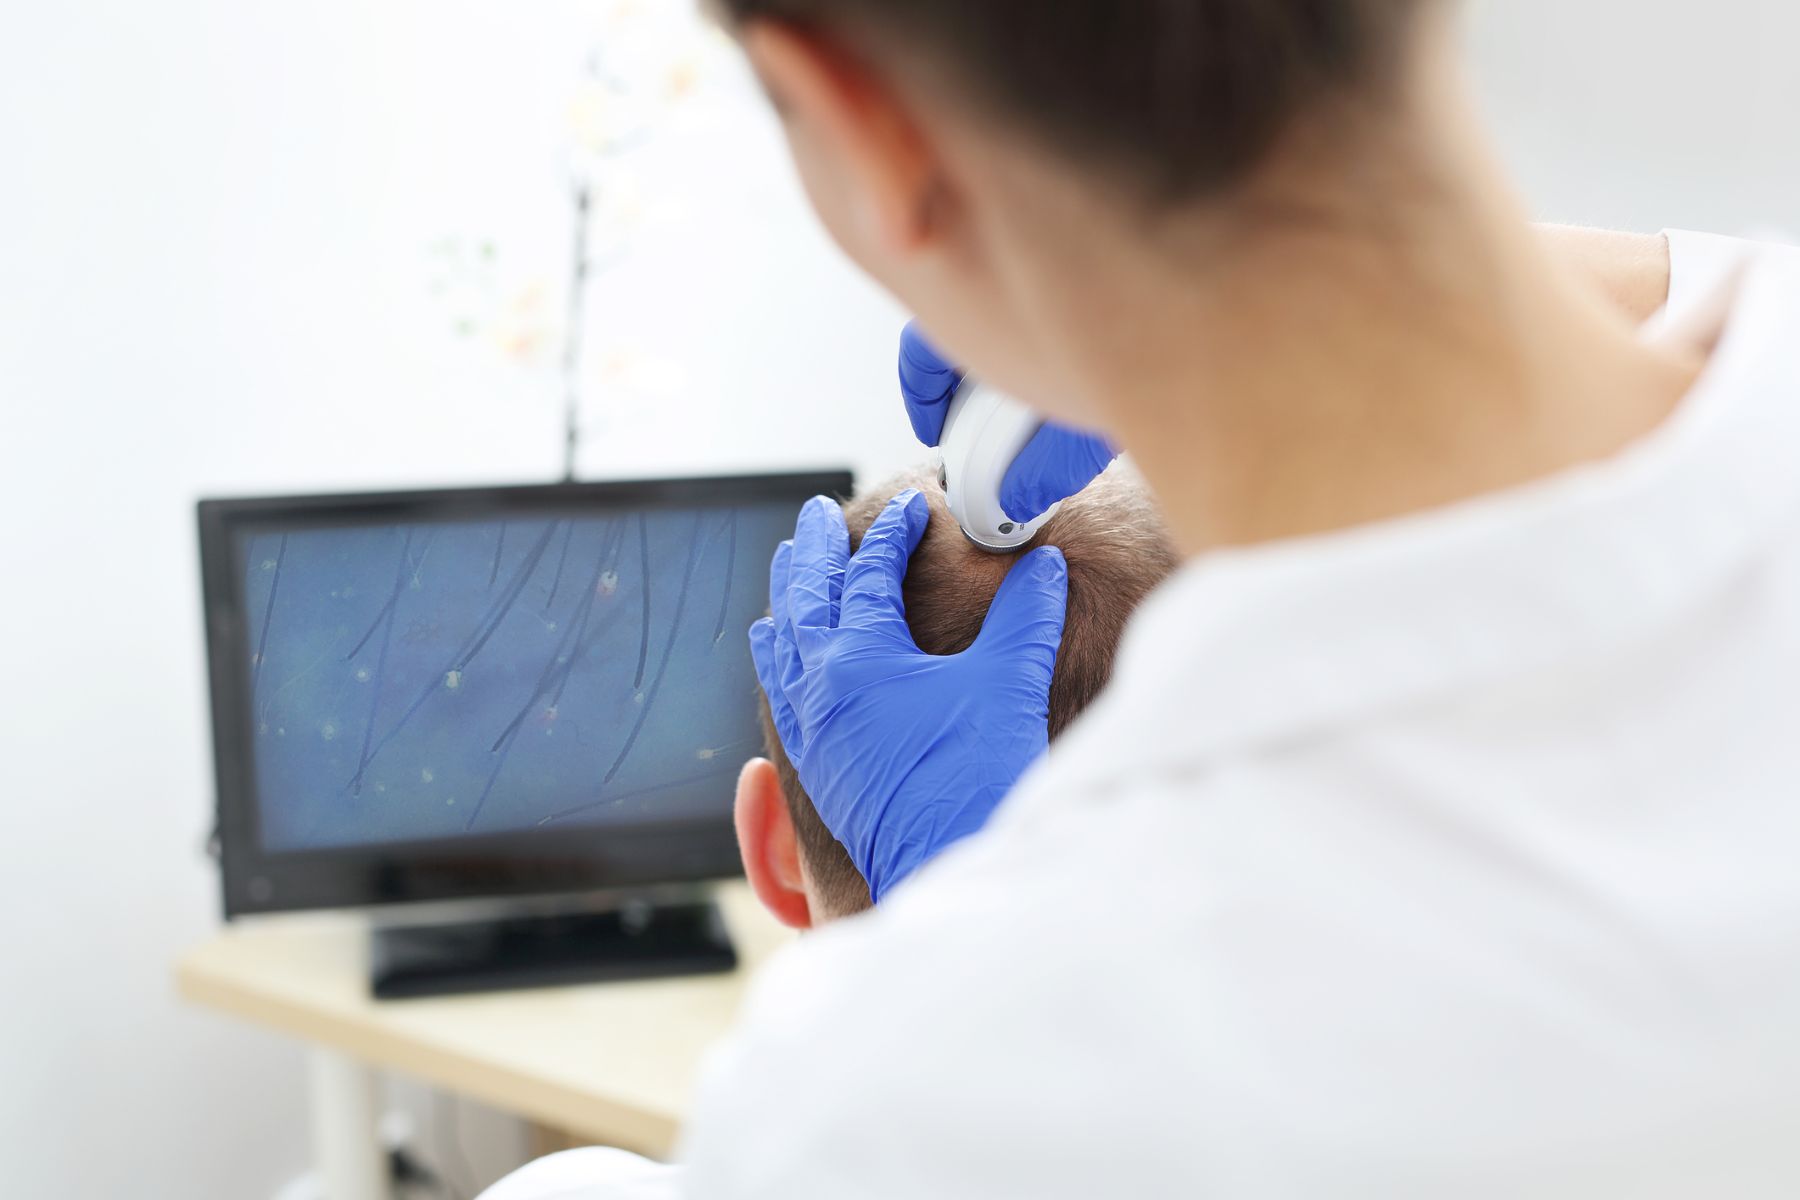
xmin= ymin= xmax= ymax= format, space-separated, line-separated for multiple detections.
xmin=734 ymin=758 xmax=816 ymax=930
xmin=738 ymin=20 xmax=944 ymax=261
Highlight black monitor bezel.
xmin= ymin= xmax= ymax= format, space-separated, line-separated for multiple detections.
xmin=199 ymin=470 xmax=853 ymax=919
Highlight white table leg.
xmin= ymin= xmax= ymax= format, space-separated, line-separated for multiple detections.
xmin=308 ymin=1046 xmax=388 ymax=1200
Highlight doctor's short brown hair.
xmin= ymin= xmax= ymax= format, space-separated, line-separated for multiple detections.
xmin=760 ymin=466 xmax=1178 ymax=917
xmin=714 ymin=0 xmax=1427 ymax=202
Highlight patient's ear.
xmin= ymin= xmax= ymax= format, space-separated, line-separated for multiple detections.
xmin=734 ymin=758 xmax=814 ymax=930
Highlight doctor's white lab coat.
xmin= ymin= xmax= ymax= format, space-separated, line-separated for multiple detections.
xmin=484 ymin=231 xmax=1800 ymax=1199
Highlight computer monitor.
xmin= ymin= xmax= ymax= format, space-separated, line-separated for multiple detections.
xmin=198 ymin=472 xmax=850 ymax=933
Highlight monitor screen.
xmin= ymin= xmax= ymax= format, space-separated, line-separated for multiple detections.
xmin=199 ymin=472 xmax=851 ymax=915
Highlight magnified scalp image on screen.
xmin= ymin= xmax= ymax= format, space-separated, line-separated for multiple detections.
xmin=237 ymin=504 xmax=792 ymax=851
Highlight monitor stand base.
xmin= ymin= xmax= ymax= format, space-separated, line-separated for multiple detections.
xmin=369 ymin=897 xmax=737 ymax=999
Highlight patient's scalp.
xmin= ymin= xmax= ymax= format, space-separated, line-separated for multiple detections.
xmin=766 ymin=463 xmax=1177 ymax=918
xmin=840 ymin=465 xmax=1178 ymax=738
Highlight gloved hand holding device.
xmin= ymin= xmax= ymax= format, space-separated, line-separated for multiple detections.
xmin=750 ymin=489 xmax=1068 ymax=901
xmin=899 ymin=322 xmax=1118 ymax=524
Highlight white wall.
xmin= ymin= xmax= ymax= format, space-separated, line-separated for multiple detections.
xmin=2 ymin=2 xmax=1796 ymax=1196
xmin=1465 ymin=0 xmax=1800 ymax=233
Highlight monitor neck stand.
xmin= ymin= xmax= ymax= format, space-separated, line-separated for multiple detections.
xmin=368 ymin=893 xmax=736 ymax=999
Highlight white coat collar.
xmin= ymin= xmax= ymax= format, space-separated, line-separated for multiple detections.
xmin=1021 ymin=251 xmax=1800 ymax=809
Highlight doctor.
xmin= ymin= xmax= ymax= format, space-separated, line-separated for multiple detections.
xmin=488 ymin=0 xmax=1800 ymax=1195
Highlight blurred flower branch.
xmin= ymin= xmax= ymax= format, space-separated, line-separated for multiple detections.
xmin=428 ymin=0 xmax=728 ymax=479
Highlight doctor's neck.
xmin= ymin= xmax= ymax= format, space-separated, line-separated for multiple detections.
xmin=727 ymin=0 xmax=1703 ymax=558
xmin=985 ymin=42 xmax=1702 ymax=557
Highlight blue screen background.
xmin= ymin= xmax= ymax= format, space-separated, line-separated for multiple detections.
xmin=237 ymin=503 xmax=793 ymax=852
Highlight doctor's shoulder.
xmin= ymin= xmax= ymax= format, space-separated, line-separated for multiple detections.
xmin=676 ymin=815 xmax=1210 ymax=1198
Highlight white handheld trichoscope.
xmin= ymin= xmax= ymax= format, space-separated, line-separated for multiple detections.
xmin=938 ymin=378 xmax=1062 ymax=553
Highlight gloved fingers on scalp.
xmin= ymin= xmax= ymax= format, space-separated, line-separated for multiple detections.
xmin=971 ymin=545 xmax=1069 ymax=673
xmin=898 ymin=321 xmax=963 ymax=447
xmin=748 ymin=617 xmax=803 ymax=756
xmin=839 ymin=489 xmax=931 ymax=640
xmin=764 ymin=538 xmax=808 ymax=698
xmin=767 ymin=538 xmax=794 ymax=633
xmin=999 ymin=424 xmax=1119 ymax=524
xmin=786 ymin=497 xmax=850 ymax=644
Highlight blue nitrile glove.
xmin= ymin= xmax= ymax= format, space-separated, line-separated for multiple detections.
xmin=898 ymin=321 xmax=1119 ymax=524
xmin=749 ymin=489 xmax=1068 ymax=901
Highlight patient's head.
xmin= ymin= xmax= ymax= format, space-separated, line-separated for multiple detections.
xmin=734 ymin=464 xmax=1176 ymax=927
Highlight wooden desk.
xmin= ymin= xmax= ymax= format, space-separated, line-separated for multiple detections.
xmin=177 ymin=884 xmax=791 ymax=1198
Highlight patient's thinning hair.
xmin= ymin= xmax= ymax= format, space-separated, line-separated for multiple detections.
xmin=760 ymin=465 xmax=1178 ymax=917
